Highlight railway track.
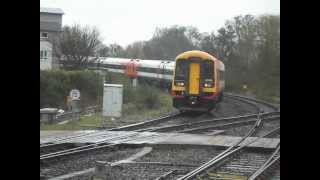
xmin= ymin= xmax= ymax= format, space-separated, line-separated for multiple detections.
xmin=225 ymin=93 xmax=279 ymax=113
xmin=248 ymin=143 xmax=280 ymax=180
xmin=40 ymin=94 xmax=280 ymax=179
xmin=132 ymin=94 xmax=279 ymax=134
xmin=176 ymin=122 xmax=279 ymax=180
xmin=200 ymin=129 xmax=280 ymax=180
xmin=175 ymin=113 xmax=264 ymax=180
xmin=140 ymin=111 xmax=279 ymax=134
xmin=41 ymin=93 xmax=277 ymax=148
xmin=40 ymin=93 xmax=279 ymax=159
xmin=40 ymin=111 xmax=279 ymax=162
xmin=41 ymin=131 xmax=159 ymax=161
xmin=40 ymin=111 xmax=181 ymax=148
xmin=40 ymin=112 xmax=212 ymax=159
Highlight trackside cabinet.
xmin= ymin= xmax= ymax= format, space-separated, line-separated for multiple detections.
xmin=103 ymin=84 xmax=123 ymax=118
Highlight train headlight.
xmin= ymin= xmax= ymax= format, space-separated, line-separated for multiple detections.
xmin=204 ymin=79 xmax=213 ymax=88
xmin=175 ymin=81 xmax=184 ymax=86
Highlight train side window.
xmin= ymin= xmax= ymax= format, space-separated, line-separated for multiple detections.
xmin=220 ymin=70 xmax=225 ymax=80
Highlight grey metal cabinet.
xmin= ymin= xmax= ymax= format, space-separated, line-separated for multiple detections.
xmin=103 ymin=84 xmax=123 ymax=117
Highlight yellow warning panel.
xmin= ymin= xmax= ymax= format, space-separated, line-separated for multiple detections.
xmin=206 ymin=172 xmax=248 ymax=180
xmin=189 ymin=63 xmax=200 ymax=95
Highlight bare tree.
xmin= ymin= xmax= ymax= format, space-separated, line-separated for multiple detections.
xmin=96 ymin=44 xmax=110 ymax=57
xmin=125 ymin=41 xmax=146 ymax=59
xmin=58 ymin=24 xmax=102 ymax=69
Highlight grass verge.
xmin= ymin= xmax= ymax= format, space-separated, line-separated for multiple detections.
xmin=40 ymin=90 xmax=174 ymax=130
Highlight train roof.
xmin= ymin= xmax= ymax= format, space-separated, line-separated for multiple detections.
xmin=175 ymin=50 xmax=218 ymax=61
xmin=175 ymin=50 xmax=224 ymax=69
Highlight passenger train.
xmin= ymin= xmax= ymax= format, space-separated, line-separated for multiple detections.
xmin=83 ymin=51 xmax=225 ymax=112
xmin=171 ymin=50 xmax=225 ymax=112
xmin=89 ymin=57 xmax=174 ymax=81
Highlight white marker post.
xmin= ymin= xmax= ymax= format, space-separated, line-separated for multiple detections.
xmin=70 ymin=89 xmax=81 ymax=121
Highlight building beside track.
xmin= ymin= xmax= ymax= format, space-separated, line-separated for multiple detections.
xmin=40 ymin=7 xmax=64 ymax=70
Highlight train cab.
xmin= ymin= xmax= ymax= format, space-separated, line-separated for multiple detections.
xmin=171 ymin=50 xmax=225 ymax=112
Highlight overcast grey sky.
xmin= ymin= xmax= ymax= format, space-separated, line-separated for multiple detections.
xmin=40 ymin=0 xmax=280 ymax=47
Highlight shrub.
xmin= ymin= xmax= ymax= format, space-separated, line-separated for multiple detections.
xmin=40 ymin=70 xmax=165 ymax=111
xmin=40 ymin=70 xmax=103 ymax=109
xmin=135 ymin=85 xmax=161 ymax=109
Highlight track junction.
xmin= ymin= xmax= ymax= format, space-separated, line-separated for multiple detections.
xmin=40 ymin=93 xmax=280 ymax=180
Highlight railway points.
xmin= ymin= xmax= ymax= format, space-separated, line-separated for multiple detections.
xmin=41 ymin=130 xmax=279 ymax=149
xmin=40 ymin=93 xmax=280 ymax=179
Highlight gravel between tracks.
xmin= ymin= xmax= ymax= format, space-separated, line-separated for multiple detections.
xmin=70 ymin=144 xmax=225 ymax=180
xmin=135 ymin=144 xmax=225 ymax=165
xmin=212 ymin=97 xmax=259 ymax=117
xmin=201 ymin=149 xmax=271 ymax=179
xmin=40 ymin=145 xmax=143 ymax=178
xmin=41 ymin=95 xmax=279 ymax=179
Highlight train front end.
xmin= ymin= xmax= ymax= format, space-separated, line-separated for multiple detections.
xmin=171 ymin=50 xmax=225 ymax=112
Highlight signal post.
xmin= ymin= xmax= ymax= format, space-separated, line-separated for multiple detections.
xmin=125 ymin=59 xmax=138 ymax=87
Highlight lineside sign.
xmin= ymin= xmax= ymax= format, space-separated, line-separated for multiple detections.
xmin=70 ymin=89 xmax=80 ymax=100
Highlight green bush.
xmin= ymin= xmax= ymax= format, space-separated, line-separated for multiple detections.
xmin=105 ymin=73 xmax=162 ymax=109
xmin=122 ymin=85 xmax=161 ymax=109
xmin=135 ymin=85 xmax=161 ymax=109
xmin=40 ymin=70 xmax=164 ymax=110
xmin=40 ymin=70 xmax=103 ymax=109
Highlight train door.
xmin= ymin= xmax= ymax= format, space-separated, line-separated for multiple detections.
xmin=189 ymin=63 xmax=200 ymax=95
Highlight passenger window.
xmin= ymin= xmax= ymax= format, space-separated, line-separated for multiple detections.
xmin=220 ymin=70 xmax=225 ymax=80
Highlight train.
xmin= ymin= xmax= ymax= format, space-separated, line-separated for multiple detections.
xmin=171 ymin=50 xmax=225 ymax=112
xmin=69 ymin=52 xmax=225 ymax=112
xmin=86 ymin=57 xmax=175 ymax=81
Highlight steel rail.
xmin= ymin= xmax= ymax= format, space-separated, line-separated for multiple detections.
xmin=177 ymin=116 xmax=280 ymax=180
xmin=248 ymin=143 xmax=280 ymax=180
xmin=177 ymin=127 xmax=280 ymax=180
xmin=154 ymin=170 xmax=176 ymax=180
xmin=41 ymin=131 xmax=160 ymax=160
xmin=108 ymin=111 xmax=182 ymax=131
xmin=40 ymin=132 xmax=142 ymax=159
xmin=40 ymin=113 xmax=278 ymax=160
xmin=137 ymin=112 xmax=279 ymax=133
xmin=40 ymin=111 xmax=181 ymax=148
xmin=225 ymin=93 xmax=279 ymax=112
xmin=225 ymin=95 xmax=262 ymax=113
xmin=177 ymin=115 xmax=279 ymax=133
xmin=41 ymin=93 xmax=276 ymax=148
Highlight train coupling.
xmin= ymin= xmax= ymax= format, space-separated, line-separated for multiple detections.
xmin=188 ymin=96 xmax=198 ymax=105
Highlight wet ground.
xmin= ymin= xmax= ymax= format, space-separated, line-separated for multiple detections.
xmin=40 ymin=96 xmax=280 ymax=179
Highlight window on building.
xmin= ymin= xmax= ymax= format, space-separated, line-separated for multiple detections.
xmin=41 ymin=32 xmax=48 ymax=38
xmin=40 ymin=50 xmax=48 ymax=60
